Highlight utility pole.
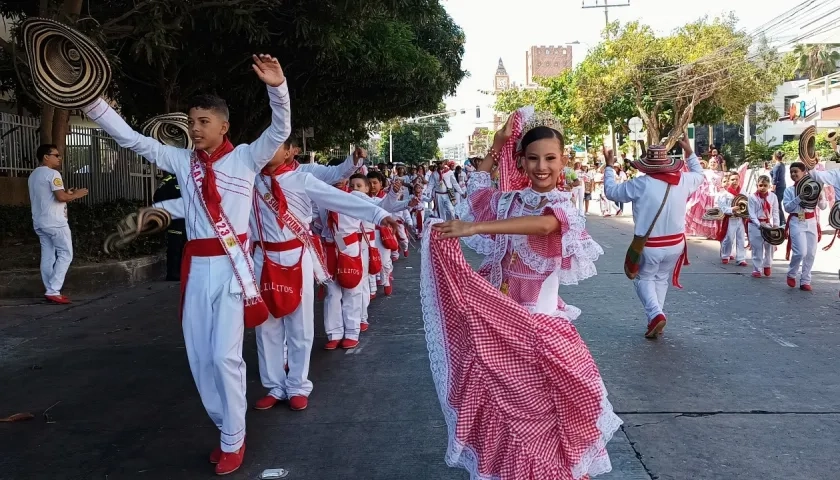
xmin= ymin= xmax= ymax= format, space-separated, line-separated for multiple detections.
xmin=582 ymin=0 xmax=630 ymax=152
xmin=581 ymin=0 xmax=630 ymax=32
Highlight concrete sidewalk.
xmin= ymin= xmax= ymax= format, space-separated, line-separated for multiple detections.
xmin=1 ymin=214 xmax=839 ymax=480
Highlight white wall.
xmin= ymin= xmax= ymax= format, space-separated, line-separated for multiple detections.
xmin=757 ymin=80 xmax=809 ymax=145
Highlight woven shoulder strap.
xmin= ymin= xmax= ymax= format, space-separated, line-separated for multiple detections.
xmin=643 ymin=183 xmax=672 ymax=238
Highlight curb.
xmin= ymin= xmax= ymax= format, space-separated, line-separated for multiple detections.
xmin=0 ymin=254 xmax=166 ymax=299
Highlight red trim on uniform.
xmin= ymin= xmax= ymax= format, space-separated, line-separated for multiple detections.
xmin=253 ymin=238 xmax=303 ymax=252
xmin=645 ymin=233 xmax=689 ymax=289
xmin=180 ymin=233 xmax=248 ymax=320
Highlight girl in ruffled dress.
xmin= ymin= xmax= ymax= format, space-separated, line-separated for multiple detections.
xmin=420 ymin=106 xmax=621 ymax=480
xmin=685 ymin=157 xmax=724 ymax=238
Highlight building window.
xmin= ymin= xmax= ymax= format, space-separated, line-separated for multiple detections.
xmin=783 ymin=95 xmax=797 ymax=114
xmin=546 ymin=49 xmax=550 ymax=55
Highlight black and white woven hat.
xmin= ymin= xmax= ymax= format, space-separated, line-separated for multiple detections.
xmin=796 ymin=175 xmax=822 ymax=210
xmin=140 ymin=113 xmax=193 ymax=149
xmin=761 ymin=226 xmax=786 ymax=246
xmin=22 ymin=17 xmax=111 ymax=109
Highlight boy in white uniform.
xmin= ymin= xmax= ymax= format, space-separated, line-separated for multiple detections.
xmin=716 ymin=174 xmax=747 ymax=266
xmin=746 ymin=175 xmax=779 ymax=278
xmin=784 ymin=162 xmax=828 ymax=291
xmin=28 ymin=143 xmax=88 ymax=304
xmin=83 ymin=54 xmax=288 ymax=475
xmin=250 ymin=144 xmax=394 ymax=413
xmin=604 ymin=136 xmax=704 ymax=339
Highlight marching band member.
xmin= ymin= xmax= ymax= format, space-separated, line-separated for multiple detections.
xmin=83 ymin=55 xmax=287 ymax=475
xmin=747 ymin=175 xmax=779 ymax=277
xmin=716 ymin=173 xmax=747 ymax=266
xmin=251 ymin=144 xmax=395 ymax=414
xmin=784 ymin=162 xmax=827 ymax=291
xmin=604 ymin=135 xmax=704 ymax=339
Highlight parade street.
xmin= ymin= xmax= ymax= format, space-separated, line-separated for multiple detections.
xmin=1 ymin=215 xmax=839 ymax=480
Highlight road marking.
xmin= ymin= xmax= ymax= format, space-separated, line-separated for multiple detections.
xmin=741 ymin=319 xmax=798 ymax=348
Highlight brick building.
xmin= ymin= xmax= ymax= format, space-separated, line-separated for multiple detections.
xmin=525 ymin=45 xmax=573 ymax=85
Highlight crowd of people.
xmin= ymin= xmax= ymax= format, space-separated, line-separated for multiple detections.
xmin=20 ymin=17 xmax=840 ymax=478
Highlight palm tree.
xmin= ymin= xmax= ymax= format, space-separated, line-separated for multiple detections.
xmin=793 ymin=43 xmax=840 ymax=80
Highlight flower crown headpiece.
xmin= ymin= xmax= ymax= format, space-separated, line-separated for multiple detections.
xmin=515 ymin=108 xmax=565 ymax=152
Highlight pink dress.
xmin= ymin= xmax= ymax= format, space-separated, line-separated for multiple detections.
xmin=421 ymin=168 xmax=621 ymax=480
xmin=685 ymin=169 xmax=723 ymax=238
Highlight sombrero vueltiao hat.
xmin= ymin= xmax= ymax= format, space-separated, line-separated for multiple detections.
xmin=761 ymin=226 xmax=786 ymax=246
xmin=702 ymin=207 xmax=724 ymax=221
xmin=829 ymin=201 xmax=840 ymax=230
xmin=731 ymin=194 xmax=750 ymax=218
xmin=140 ymin=113 xmax=193 ymax=149
xmin=798 ymin=125 xmax=818 ymax=169
xmin=103 ymin=207 xmax=171 ymax=254
xmin=630 ymin=145 xmax=685 ymax=174
xmin=795 ymin=175 xmax=822 ymax=210
xmin=22 ymin=17 xmax=111 ymax=109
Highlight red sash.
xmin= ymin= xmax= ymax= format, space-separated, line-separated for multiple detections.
xmin=327 ymin=211 xmax=364 ymax=289
xmin=189 ymin=155 xmax=267 ymax=329
xmin=645 ymin=233 xmax=689 ymax=289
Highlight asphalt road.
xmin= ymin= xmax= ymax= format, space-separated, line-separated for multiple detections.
xmin=1 ymin=214 xmax=838 ymax=480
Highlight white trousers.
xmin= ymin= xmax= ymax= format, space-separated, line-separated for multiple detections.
xmin=375 ymin=231 xmax=393 ymax=287
xmin=748 ymin=227 xmax=773 ymax=272
xmin=434 ymin=192 xmax=456 ymax=220
xmin=633 ymin=243 xmax=683 ymax=322
xmin=720 ymin=218 xmax=746 ymax=262
xmin=362 ymin=274 xmax=373 ymax=324
xmin=182 ymin=255 xmax=247 ymax=453
xmin=323 ymin=242 xmax=366 ymax=341
xmin=254 ymin=248 xmax=315 ymax=399
xmin=573 ymin=186 xmax=585 ymax=212
xmin=787 ymin=216 xmax=818 ymax=285
xmin=397 ymin=223 xmax=409 ymax=252
xmin=35 ymin=226 xmax=73 ymax=296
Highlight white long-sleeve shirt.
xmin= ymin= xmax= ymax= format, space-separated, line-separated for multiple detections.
xmin=604 ymin=154 xmax=704 ymax=237
xmin=747 ymin=193 xmax=780 ymax=228
xmin=84 ymin=83 xmax=292 ymax=240
xmin=429 ymin=170 xmax=464 ymax=195
xmin=782 ymin=183 xmax=828 ymax=216
xmin=297 ymin=155 xmax=360 ymax=185
xmin=810 ymin=169 xmax=840 ymax=191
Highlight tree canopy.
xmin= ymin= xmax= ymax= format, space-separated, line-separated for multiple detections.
xmin=377 ymin=106 xmax=448 ymax=164
xmin=494 ymin=14 xmax=794 ymax=150
xmin=0 ymin=0 xmax=467 ymax=147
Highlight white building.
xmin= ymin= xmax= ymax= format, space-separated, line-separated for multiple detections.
xmin=757 ymin=73 xmax=840 ymax=145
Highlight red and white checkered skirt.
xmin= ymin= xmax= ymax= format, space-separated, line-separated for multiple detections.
xmin=421 ymin=222 xmax=622 ymax=480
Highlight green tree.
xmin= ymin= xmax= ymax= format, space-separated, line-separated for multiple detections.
xmin=0 ymin=0 xmax=466 ymax=149
xmin=575 ymin=15 xmax=793 ymax=149
xmin=793 ymin=43 xmax=840 ymax=80
xmin=377 ymin=104 xmax=450 ymax=164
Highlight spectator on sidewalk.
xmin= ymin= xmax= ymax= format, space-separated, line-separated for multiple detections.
xmin=28 ymin=144 xmax=88 ymax=304
xmin=770 ymin=150 xmax=787 ymax=226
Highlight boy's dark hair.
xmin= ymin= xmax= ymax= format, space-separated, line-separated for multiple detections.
xmin=283 ymin=135 xmax=300 ymax=149
xmin=366 ymin=170 xmax=386 ymax=184
xmin=186 ymin=94 xmax=229 ymax=121
xmin=349 ymin=173 xmax=369 ymax=185
xmin=36 ymin=143 xmax=58 ymax=163
xmin=789 ymin=161 xmax=807 ymax=172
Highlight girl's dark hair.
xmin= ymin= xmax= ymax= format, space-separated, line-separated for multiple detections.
xmin=789 ymin=161 xmax=807 ymax=172
xmin=366 ymin=170 xmax=386 ymax=184
xmin=349 ymin=173 xmax=369 ymax=185
xmin=520 ymin=126 xmax=564 ymax=152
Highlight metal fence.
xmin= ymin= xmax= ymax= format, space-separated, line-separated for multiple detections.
xmin=0 ymin=112 xmax=156 ymax=205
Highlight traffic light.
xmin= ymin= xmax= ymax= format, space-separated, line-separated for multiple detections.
xmin=476 ymin=106 xmax=480 ymax=118
xmin=584 ymin=135 xmax=591 ymax=150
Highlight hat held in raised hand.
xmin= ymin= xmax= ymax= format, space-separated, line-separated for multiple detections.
xmin=630 ymin=144 xmax=685 ymax=174
xmin=22 ymin=17 xmax=111 ymax=109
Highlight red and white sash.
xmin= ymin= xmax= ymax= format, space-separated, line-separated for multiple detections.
xmin=189 ymin=156 xmax=261 ymax=305
xmin=255 ymin=175 xmax=331 ymax=283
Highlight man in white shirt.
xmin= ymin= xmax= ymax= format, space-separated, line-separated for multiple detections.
xmin=28 ymin=144 xmax=88 ymax=304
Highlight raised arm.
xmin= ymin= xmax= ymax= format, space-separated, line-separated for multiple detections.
xmin=603 ymin=166 xmax=642 ymax=203
xmin=82 ymin=100 xmax=184 ymax=173
xmin=298 ymin=149 xmax=365 ymax=184
xmin=305 ymin=175 xmax=390 ymax=226
xmin=245 ymin=55 xmax=292 ymax=172
xmin=433 ymin=213 xmax=560 ymax=238
xmin=810 ymin=168 xmax=840 ymax=190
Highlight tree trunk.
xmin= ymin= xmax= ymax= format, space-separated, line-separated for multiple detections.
xmin=39 ymin=0 xmax=85 ymax=153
